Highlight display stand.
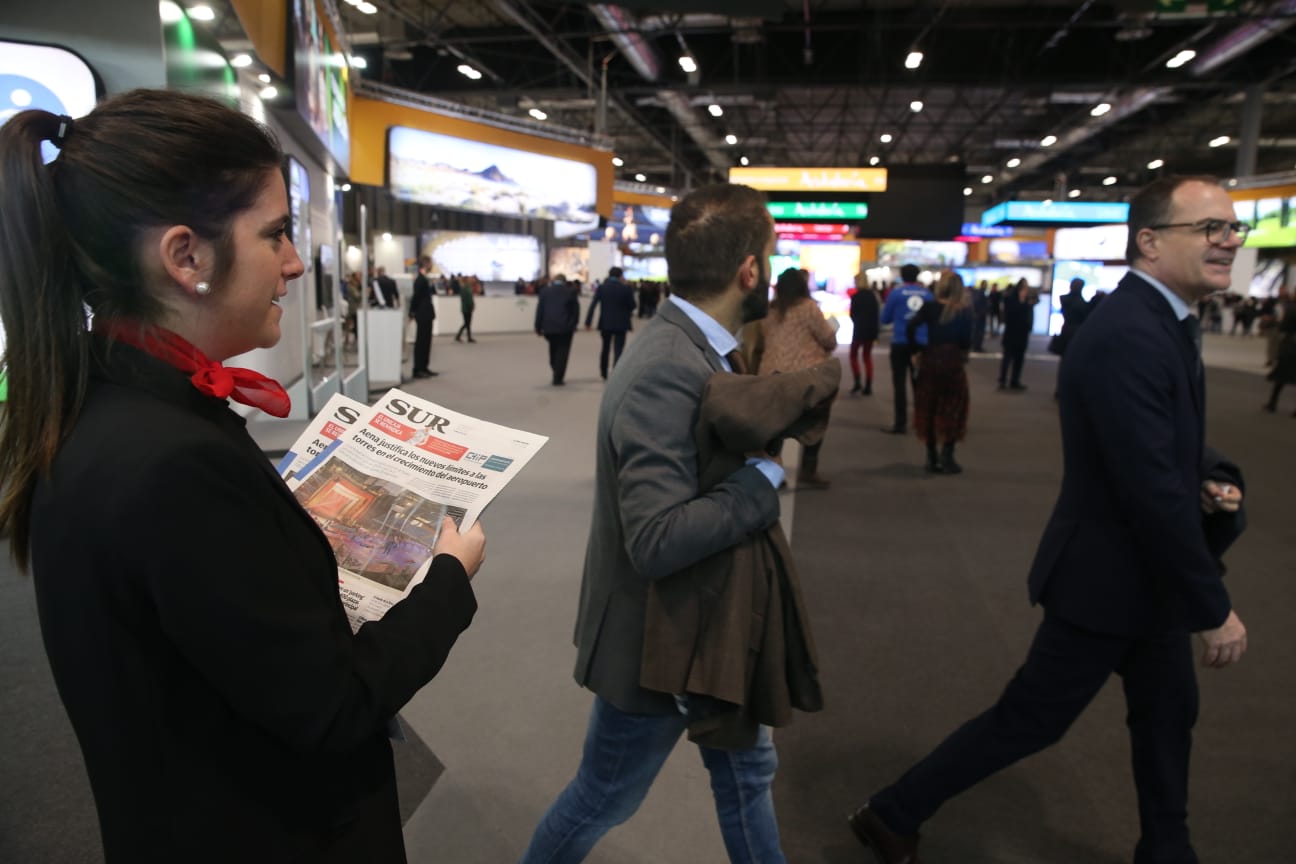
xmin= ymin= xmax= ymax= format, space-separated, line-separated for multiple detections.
xmin=367 ymin=308 xmax=406 ymax=388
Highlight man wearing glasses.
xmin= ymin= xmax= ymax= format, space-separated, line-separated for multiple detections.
xmin=849 ymin=176 xmax=1250 ymax=864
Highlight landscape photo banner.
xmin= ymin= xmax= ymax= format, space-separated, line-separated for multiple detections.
xmin=388 ymin=125 xmax=598 ymax=222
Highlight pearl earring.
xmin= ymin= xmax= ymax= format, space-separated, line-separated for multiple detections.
xmin=195 ymin=281 xmax=211 ymax=296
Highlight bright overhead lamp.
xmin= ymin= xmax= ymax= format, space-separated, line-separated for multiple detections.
xmin=257 ymin=73 xmax=271 ymax=83
xmin=1147 ymin=158 xmax=1164 ymax=170
xmin=1042 ymin=198 xmax=1054 ymax=206
xmin=159 ymin=2 xmax=184 ymax=24
xmin=678 ymin=55 xmax=698 ymax=74
xmin=1166 ymin=49 xmax=1196 ymax=69
xmin=187 ymin=4 xmax=215 ymax=21
xmin=457 ymin=64 xmax=482 ymax=80
xmin=724 ymin=133 xmax=738 ymax=145
xmin=349 ymin=55 xmax=367 ymax=69
xmin=611 ymin=156 xmax=624 ymax=167
xmin=1040 ymin=135 xmax=1058 ymax=147
xmin=230 ymin=53 xmax=253 ymax=68
xmin=1090 ymin=102 xmax=1111 ymax=117
xmin=869 ymin=156 xmax=880 ymax=166
xmin=259 ymin=86 xmax=278 ymax=100
xmin=1103 ymin=175 xmax=1118 ymax=186
xmin=528 ymin=108 xmax=548 ymax=121
xmin=635 ymin=173 xmax=647 ymax=182
xmin=340 ymin=183 xmax=352 ymax=192
xmin=1209 ymin=135 xmax=1230 ymax=148
xmin=708 ymin=104 xmax=723 ymax=117
xmin=382 ymin=232 xmax=392 ymax=242
xmin=740 ymin=156 xmax=750 ymax=166
xmin=1068 ymin=189 xmax=1081 ymax=198
xmin=963 ymin=187 xmax=973 ymax=196
xmin=910 ymin=100 xmax=923 ymax=113
xmin=981 ymin=174 xmax=994 ymax=184
xmin=655 ymin=186 xmax=666 ymax=193
xmin=1006 ymin=157 xmax=1021 ymax=168
xmin=356 ymin=1 xmax=378 ymax=13
xmin=880 ymin=133 xmax=893 ymax=144
xmin=905 ymin=51 xmax=923 ymax=70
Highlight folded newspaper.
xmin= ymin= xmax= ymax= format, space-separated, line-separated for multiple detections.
xmin=279 ymin=390 xmax=547 ymax=631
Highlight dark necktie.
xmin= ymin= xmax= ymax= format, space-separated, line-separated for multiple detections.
xmin=725 ymin=349 xmax=748 ymax=374
xmin=1182 ymin=314 xmax=1203 ymax=378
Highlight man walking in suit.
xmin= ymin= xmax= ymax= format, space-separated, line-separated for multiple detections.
xmin=850 ymin=176 xmax=1250 ymax=864
xmin=534 ymin=274 xmax=581 ymax=386
xmin=408 ymin=256 xmax=437 ymax=378
xmin=520 ymin=184 xmax=787 ymax=863
xmin=584 ymin=266 xmax=638 ymax=380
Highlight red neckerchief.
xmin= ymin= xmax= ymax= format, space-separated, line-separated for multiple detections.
xmin=104 ymin=321 xmax=291 ymax=418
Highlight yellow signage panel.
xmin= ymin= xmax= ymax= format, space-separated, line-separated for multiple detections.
xmin=728 ymin=166 xmax=888 ymax=193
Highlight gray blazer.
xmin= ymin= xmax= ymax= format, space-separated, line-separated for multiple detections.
xmin=572 ymin=300 xmax=782 ymax=714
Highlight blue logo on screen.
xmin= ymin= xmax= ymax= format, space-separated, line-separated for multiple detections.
xmin=1 ymin=75 xmax=70 ymax=163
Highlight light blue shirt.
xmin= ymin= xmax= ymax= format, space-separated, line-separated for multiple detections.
xmin=1132 ymin=267 xmax=1191 ymax=321
xmin=666 ymin=296 xmax=784 ymax=489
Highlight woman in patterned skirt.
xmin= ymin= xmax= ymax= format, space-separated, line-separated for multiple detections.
xmin=907 ymin=272 xmax=973 ymax=473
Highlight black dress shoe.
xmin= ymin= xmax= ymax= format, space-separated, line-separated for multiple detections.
xmin=848 ymin=805 xmax=922 ymax=864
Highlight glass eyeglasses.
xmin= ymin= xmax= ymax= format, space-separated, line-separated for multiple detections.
xmin=1147 ymin=218 xmax=1251 ymax=244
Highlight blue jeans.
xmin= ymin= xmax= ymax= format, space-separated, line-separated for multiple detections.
xmin=520 ymin=695 xmax=785 ymax=864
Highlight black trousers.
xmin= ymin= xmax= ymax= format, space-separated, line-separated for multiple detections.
xmin=456 ymin=308 xmax=474 ymax=340
xmin=546 ymin=333 xmax=574 ymax=383
xmin=871 ymin=614 xmax=1199 ymax=864
xmin=999 ymin=339 xmax=1027 ymax=385
xmin=412 ymin=314 xmax=433 ymax=373
xmin=598 ymin=330 xmax=628 ymax=378
xmin=889 ymin=344 xmax=916 ymax=430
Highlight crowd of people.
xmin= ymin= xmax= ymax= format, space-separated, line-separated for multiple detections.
xmin=0 ymin=89 xmax=1283 ymax=864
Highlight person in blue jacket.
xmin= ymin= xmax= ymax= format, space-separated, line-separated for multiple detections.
xmin=879 ymin=263 xmax=933 ymax=434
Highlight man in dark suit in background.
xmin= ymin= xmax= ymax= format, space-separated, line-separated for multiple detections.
xmin=408 ymin=256 xmax=437 ymax=378
xmin=371 ymin=266 xmax=399 ymax=309
xmin=850 ymin=175 xmax=1250 ymax=864
xmin=534 ymin=273 xmax=581 ymax=385
xmin=584 ymin=266 xmax=638 ymax=380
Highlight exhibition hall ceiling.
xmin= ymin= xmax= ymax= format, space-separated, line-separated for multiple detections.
xmin=333 ymin=0 xmax=1296 ymax=203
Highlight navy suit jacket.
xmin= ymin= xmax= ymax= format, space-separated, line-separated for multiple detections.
xmin=584 ymin=277 xmax=637 ymax=332
xmin=1027 ymin=272 xmax=1241 ymax=636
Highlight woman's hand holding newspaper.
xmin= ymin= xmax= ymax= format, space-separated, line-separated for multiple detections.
xmin=434 ymin=518 xmax=487 ymax=579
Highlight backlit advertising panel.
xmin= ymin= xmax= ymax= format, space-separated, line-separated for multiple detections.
xmin=390 ymin=126 xmax=598 ymax=222
xmin=292 ymin=0 xmax=350 ymax=173
xmin=982 ymin=201 xmax=1129 ymax=225
xmin=729 ymin=166 xmax=888 ymax=193
xmin=876 ymin=240 xmax=968 ymax=267
xmin=419 ymin=231 xmax=542 ymax=281
xmin=766 ymin=201 xmax=869 ymax=219
xmin=588 ymin=203 xmax=670 ymax=252
xmin=1238 ymin=196 xmax=1296 ymax=248
xmin=1053 ymin=224 xmax=1129 ymax=261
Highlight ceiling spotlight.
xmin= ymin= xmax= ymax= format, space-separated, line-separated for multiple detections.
xmin=1068 ymin=189 xmax=1081 ymax=198
xmin=382 ymin=232 xmax=392 ymax=242
xmin=740 ymin=156 xmax=750 ymax=166
xmin=259 ymin=86 xmax=277 ymax=100
xmin=1090 ymin=102 xmax=1111 ymax=117
xmin=1040 ymin=135 xmax=1058 ymax=147
xmin=356 ymin=1 xmax=378 ymax=13
xmin=1166 ymin=49 xmax=1196 ymax=69
xmin=1042 ymin=198 xmax=1054 ymax=206
xmin=528 ymin=108 xmax=548 ymax=121
xmin=257 ymin=72 xmax=271 ymax=83
xmin=869 ymin=156 xmax=880 ymax=166
xmin=963 ymin=187 xmax=973 ymax=196
xmin=1006 ymin=157 xmax=1021 ymax=168
xmin=1209 ymin=135 xmax=1230 ymax=148
xmin=1103 ymin=175 xmax=1118 ymax=186
xmin=187 ymin=4 xmax=215 ymax=21
xmin=708 ymin=104 xmax=723 ymax=117
xmin=635 ymin=173 xmax=647 ymax=182
xmin=457 ymin=64 xmax=482 ymax=80
xmin=725 ymin=133 xmax=738 ymax=145
xmin=1147 ymin=158 xmax=1164 ymax=170
xmin=611 ymin=156 xmax=624 ymax=167
xmin=905 ymin=51 xmax=923 ymax=70
xmin=981 ymin=174 xmax=994 ymax=184
xmin=349 ymin=55 xmax=367 ymax=69
xmin=340 ymin=183 xmax=352 ymax=192
xmin=656 ymin=186 xmax=666 ymax=193
xmin=231 ymin=53 xmax=253 ymax=68
xmin=678 ymin=55 xmax=698 ymax=74
xmin=880 ymin=133 xmax=893 ymax=143
xmin=159 ymin=2 xmax=184 ymax=24
xmin=910 ymin=100 xmax=923 ymax=113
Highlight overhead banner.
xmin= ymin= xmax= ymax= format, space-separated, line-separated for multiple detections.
xmin=982 ymin=201 xmax=1130 ymax=225
xmin=766 ymin=201 xmax=869 ymax=220
xmin=389 ymin=125 xmax=598 ymax=222
xmin=729 ymin=166 xmax=888 ymax=193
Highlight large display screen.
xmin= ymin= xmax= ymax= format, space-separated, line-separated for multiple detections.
xmin=987 ymin=239 xmax=1048 ymax=263
xmin=419 ymin=231 xmax=542 ymax=281
xmin=792 ymin=165 xmax=962 ymax=239
xmin=729 ymin=166 xmax=888 ymax=193
xmin=548 ymin=247 xmax=589 ymax=283
xmin=1236 ymin=196 xmax=1296 ymax=248
xmin=292 ymin=0 xmax=350 ymax=173
xmin=877 ymin=240 xmax=967 ymax=267
xmin=589 ymin=202 xmax=670 ymax=252
xmin=1053 ymin=224 xmax=1129 ymax=260
xmin=983 ymin=200 xmax=1130 ymax=225
xmin=767 ymin=201 xmax=869 ymax=219
xmin=390 ymin=126 xmax=598 ymax=222
xmin=1047 ymin=261 xmax=1129 ymax=334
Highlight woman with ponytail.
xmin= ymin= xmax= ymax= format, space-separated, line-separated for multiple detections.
xmin=0 ymin=90 xmax=485 ymax=863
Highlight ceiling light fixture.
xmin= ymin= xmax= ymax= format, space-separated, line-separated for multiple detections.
xmin=528 ymin=108 xmax=548 ymax=121
xmin=457 ymin=64 xmax=482 ymax=80
xmin=880 ymin=133 xmax=893 ymax=144
xmin=611 ymin=156 xmax=624 ymax=167
xmin=981 ymin=174 xmax=994 ymax=184
xmin=356 ymin=1 xmax=378 ymax=13
xmin=231 ymin=53 xmax=253 ymax=68
xmin=349 ymin=55 xmax=367 ymax=69
xmin=257 ymin=72 xmax=271 ymax=83
xmin=910 ymin=100 xmax=923 ymax=113
xmin=1103 ymin=176 xmax=1118 ymax=186
xmin=724 ymin=133 xmax=738 ymax=145
xmin=963 ymin=187 xmax=973 ymax=196
xmin=340 ymin=183 xmax=352 ymax=192
xmin=187 ymin=4 xmax=215 ymax=21
xmin=740 ymin=156 xmax=750 ymax=166
xmin=656 ymin=186 xmax=666 ymax=194
xmin=1068 ymin=189 xmax=1081 ymax=198
xmin=1006 ymin=157 xmax=1021 ymax=168
xmin=1209 ymin=135 xmax=1229 ymax=148
xmin=1147 ymin=158 xmax=1164 ymax=170
xmin=635 ymin=173 xmax=647 ymax=182
xmin=382 ymin=232 xmax=392 ymax=242
xmin=1090 ymin=102 xmax=1111 ymax=117
xmin=159 ymin=2 xmax=184 ymax=24
xmin=869 ymin=156 xmax=880 ymax=166
xmin=708 ymin=104 xmax=723 ymax=117
xmin=678 ymin=55 xmax=698 ymax=74
xmin=259 ymin=86 xmax=277 ymax=100
xmin=1042 ymin=198 xmax=1054 ymax=206
xmin=1166 ymin=49 xmax=1196 ymax=69
xmin=1040 ymin=135 xmax=1058 ymax=147
xmin=905 ymin=51 xmax=923 ymax=70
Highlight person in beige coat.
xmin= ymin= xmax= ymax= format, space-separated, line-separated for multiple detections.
xmin=754 ymin=268 xmax=839 ymax=487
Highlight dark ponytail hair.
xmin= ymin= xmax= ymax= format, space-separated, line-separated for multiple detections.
xmin=0 ymin=89 xmax=282 ymax=569
xmin=769 ymin=267 xmax=810 ymax=318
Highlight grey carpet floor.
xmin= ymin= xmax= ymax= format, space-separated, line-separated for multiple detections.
xmin=2 ymin=329 xmax=1291 ymax=863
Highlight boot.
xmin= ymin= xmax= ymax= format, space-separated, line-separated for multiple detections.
xmin=862 ymin=380 xmax=872 ymax=396
xmin=924 ymin=442 xmax=942 ymax=473
xmin=941 ymin=442 xmax=962 ymax=475
xmin=850 ymin=376 xmax=862 ymax=395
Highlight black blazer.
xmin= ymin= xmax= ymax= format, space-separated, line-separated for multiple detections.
xmin=584 ymin=277 xmax=637 ymax=332
xmin=409 ymin=273 xmax=436 ymax=321
xmin=1027 ymin=273 xmax=1240 ymax=635
xmin=30 ymin=344 xmax=477 ymax=863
